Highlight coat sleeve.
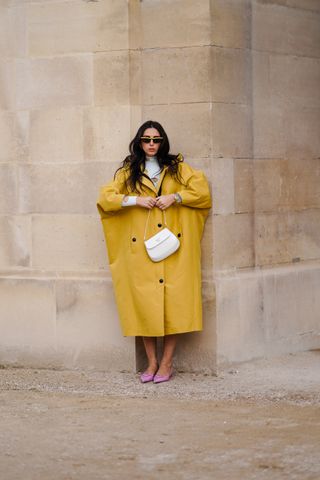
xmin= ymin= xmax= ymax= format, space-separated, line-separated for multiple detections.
xmin=96 ymin=169 xmax=127 ymax=215
xmin=177 ymin=164 xmax=212 ymax=209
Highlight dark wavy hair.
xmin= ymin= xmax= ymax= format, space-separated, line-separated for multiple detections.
xmin=115 ymin=120 xmax=185 ymax=193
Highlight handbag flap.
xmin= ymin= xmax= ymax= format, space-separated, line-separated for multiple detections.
xmin=144 ymin=228 xmax=173 ymax=249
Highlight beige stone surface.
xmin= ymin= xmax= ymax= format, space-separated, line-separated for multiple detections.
xmin=253 ymin=105 xmax=286 ymax=158
xmin=254 ymin=158 xmax=320 ymax=212
xmin=212 ymin=103 xmax=252 ymax=158
xmin=0 ymin=215 xmax=31 ymax=268
xmin=27 ymin=0 xmax=128 ymax=56
xmin=94 ymin=51 xmax=129 ymax=106
xmin=141 ymin=47 xmax=211 ymax=105
xmin=211 ymin=46 xmax=251 ymax=104
xmin=16 ymin=56 xmax=93 ymax=110
xmin=216 ymin=263 xmax=320 ymax=363
xmin=252 ymin=1 xmax=320 ymax=57
xmin=32 ymin=214 xmax=107 ymax=271
xmin=211 ymin=0 xmax=251 ymax=49
xmin=234 ymin=158 xmax=254 ymax=213
xmin=285 ymin=107 xmax=320 ymax=159
xmin=143 ymin=103 xmax=212 ymax=158
xmin=83 ymin=106 xmax=130 ymax=162
xmin=141 ymin=0 xmax=211 ymax=48
xmin=0 ymin=165 xmax=18 ymax=214
xmin=0 ymin=278 xmax=56 ymax=349
xmin=29 ymin=108 xmax=83 ymax=163
xmin=0 ymin=4 xmax=26 ymax=58
xmin=270 ymin=55 xmax=320 ymax=109
xmin=55 ymin=278 xmax=134 ymax=370
xmin=1 ymin=111 xmax=28 ymax=162
xmin=255 ymin=210 xmax=320 ymax=266
xmin=213 ymin=213 xmax=254 ymax=269
xmin=211 ymin=158 xmax=235 ymax=215
xmin=0 ymin=59 xmax=15 ymax=110
xmin=18 ymin=162 xmax=107 ymax=214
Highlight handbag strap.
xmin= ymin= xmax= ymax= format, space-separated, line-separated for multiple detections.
xmin=144 ymin=209 xmax=168 ymax=241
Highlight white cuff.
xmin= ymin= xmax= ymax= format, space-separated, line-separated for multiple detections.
xmin=122 ymin=195 xmax=137 ymax=207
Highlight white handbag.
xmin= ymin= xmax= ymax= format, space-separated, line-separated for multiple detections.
xmin=144 ymin=210 xmax=180 ymax=262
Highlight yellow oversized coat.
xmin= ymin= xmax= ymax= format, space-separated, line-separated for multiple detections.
xmin=96 ymin=159 xmax=211 ymax=337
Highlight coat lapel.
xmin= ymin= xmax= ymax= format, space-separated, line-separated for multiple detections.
xmin=140 ymin=166 xmax=169 ymax=196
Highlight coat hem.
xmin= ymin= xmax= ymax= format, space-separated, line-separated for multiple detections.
xmin=122 ymin=327 xmax=203 ymax=337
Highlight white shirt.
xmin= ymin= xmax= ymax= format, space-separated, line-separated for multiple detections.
xmin=121 ymin=156 xmax=161 ymax=207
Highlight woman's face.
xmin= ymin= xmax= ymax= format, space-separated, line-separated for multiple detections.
xmin=140 ymin=127 xmax=162 ymax=157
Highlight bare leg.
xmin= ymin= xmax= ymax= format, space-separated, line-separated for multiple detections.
xmin=142 ymin=337 xmax=158 ymax=374
xmin=157 ymin=334 xmax=178 ymax=377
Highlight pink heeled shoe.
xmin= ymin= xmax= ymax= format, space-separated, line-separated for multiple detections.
xmin=153 ymin=369 xmax=173 ymax=384
xmin=140 ymin=371 xmax=156 ymax=383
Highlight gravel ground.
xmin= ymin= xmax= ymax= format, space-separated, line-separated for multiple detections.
xmin=1 ymin=350 xmax=320 ymax=480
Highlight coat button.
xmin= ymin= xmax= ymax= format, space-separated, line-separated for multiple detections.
xmin=177 ymin=233 xmax=181 ymax=238
xmin=159 ymin=278 xmax=164 ymax=283
xmin=132 ymin=237 xmax=136 ymax=242
xmin=158 ymin=223 xmax=162 ymax=228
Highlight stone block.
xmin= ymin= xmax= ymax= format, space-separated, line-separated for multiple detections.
xmin=253 ymin=106 xmax=286 ymax=158
xmin=262 ymin=265 xmax=320 ymax=346
xmin=216 ymin=272 xmax=265 ymax=363
xmin=254 ymin=158 xmax=320 ymax=213
xmin=0 ymin=165 xmax=18 ymax=214
xmin=141 ymin=46 xmax=211 ymax=105
xmin=0 ymin=110 xmax=29 ymax=162
xmin=255 ymin=210 xmax=320 ymax=266
xmin=140 ymin=0 xmax=211 ymax=48
xmin=129 ymin=50 xmax=142 ymax=105
xmin=27 ymin=0 xmax=128 ymax=56
xmin=211 ymin=46 xmax=251 ymax=104
xmin=55 ymin=279 xmax=134 ymax=370
xmin=254 ymin=159 xmax=283 ymax=212
xmin=83 ymin=106 xmax=130 ymax=162
xmin=212 ymin=103 xmax=252 ymax=158
xmin=0 ymin=60 xmax=15 ymax=110
xmin=16 ymin=56 xmax=93 ymax=110
xmin=270 ymin=55 xmax=320 ymax=109
xmin=18 ymin=162 xmax=108 ymax=214
xmin=94 ymin=51 xmax=129 ymax=106
xmin=211 ymin=0 xmax=251 ymax=49
xmin=0 ymin=215 xmax=31 ymax=268
xmin=29 ymin=108 xmax=83 ymax=162
xmin=253 ymin=2 xmax=320 ymax=57
xmin=213 ymin=213 xmax=254 ymax=269
xmin=234 ymin=158 xmax=254 ymax=213
xmin=143 ymin=103 xmax=212 ymax=158
xmin=212 ymin=158 xmax=235 ymax=215
xmin=32 ymin=214 xmax=107 ymax=271
xmin=0 ymin=4 xmax=26 ymax=58
xmin=0 ymin=278 xmax=56 ymax=349
xmin=285 ymin=107 xmax=320 ymax=159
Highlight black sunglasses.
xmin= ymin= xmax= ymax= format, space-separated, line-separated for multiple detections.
xmin=140 ymin=136 xmax=163 ymax=144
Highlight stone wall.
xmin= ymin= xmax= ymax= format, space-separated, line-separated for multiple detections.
xmin=0 ymin=0 xmax=319 ymax=372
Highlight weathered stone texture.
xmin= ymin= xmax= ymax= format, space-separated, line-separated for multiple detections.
xmin=16 ymin=56 xmax=93 ymax=110
xmin=27 ymin=0 xmax=128 ymax=56
xmin=29 ymin=108 xmax=83 ymax=163
xmin=0 ymin=215 xmax=31 ymax=267
xmin=94 ymin=51 xmax=130 ymax=106
xmin=141 ymin=47 xmax=211 ymax=105
xmin=32 ymin=215 xmax=107 ymax=271
xmin=18 ymin=163 xmax=108 ymax=214
xmin=140 ymin=0 xmax=211 ymax=48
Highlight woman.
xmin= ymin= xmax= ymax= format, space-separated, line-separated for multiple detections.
xmin=97 ymin=120 xmax=211 ymax=383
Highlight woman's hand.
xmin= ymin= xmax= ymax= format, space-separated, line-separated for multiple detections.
xmin=155 ymin=194 xmax=175 ymax=210
xmin=136 ymin=196 xmax=157 ymax=209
